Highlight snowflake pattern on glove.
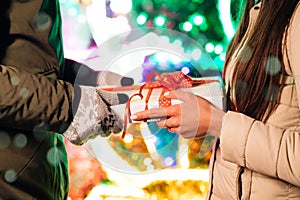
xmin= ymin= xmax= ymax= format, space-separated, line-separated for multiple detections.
xmin=63 ymin=86 xmax=123 ymax=145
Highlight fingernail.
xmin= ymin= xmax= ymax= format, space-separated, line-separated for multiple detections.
xmin=121 ymin=77 xmax=134 ymax=86
xmin=164 ymin=91 xmax=170 ymax=96
xmin=130 ymin=115 xmax=137 ymax=120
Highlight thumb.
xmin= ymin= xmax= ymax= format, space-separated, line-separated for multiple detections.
xmin=97 ymin=89 xmax=129 ymax=106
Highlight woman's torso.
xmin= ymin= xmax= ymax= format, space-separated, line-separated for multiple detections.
xmin=208 ymin=2 xmax=300 ymax=199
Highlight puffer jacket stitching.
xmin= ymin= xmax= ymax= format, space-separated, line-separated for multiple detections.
xmin=275 ymin=130 xmax=284 ymax=178
xmin=207 ymin=139 xmax=219 ymax=200
xmin=244 ymin=120 xmax=256 ymax=167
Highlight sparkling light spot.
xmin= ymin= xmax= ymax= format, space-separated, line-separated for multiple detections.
xmin=265 ymin=56 xmax=281 ymax=75
xmin=238 ymin=45 xmax=253 ymax=63
xmin=143 ymin=157 xmax=152 ymax=165
xmin=200 ymin=183 xmax=207 ymax=193
xmin=220 ymin=52 xmax=226 ymax=61
xmin=183 ymin=22 xmax=193 ymax=32
xmin=14 ymin=133 xmax=27 ymax=148
xmin=214 ymin=44 xmax=224 ymax=54
xmin=0 ymin=131 xmax=10 ymax=149
xmin=181 ymin=67 xmax=190 ymax=75
xmin=191 ymin=48 xmax=202 ymax=60
xmin=34 ymin=12 xmax=51 ymax=31
xmin=136 ymin=13 xmax=147 ymax=25
xmin=47 ymin=147 xmax=59 ymax=166
xmin=193 ymin=15 xmax=204 ymax=25
xmin=205 ymin=43 xmax=214 ymax=53
xmin=154 ymin=15 xmax=166 ymax=27
xmin=20 ymin=88 xmax=29 ymax=99
xmin=131 ymin=153 xmax=139 ymax=160
xmin=124 ymin=134 xmax=133 ymax=143
xmin=11 ymin=76 xmax=20 ymax=86
xmin=164 ymin=157 xmax=174 ymax=166
xmin=199 ymin=23 xmax=208 ymax=31
xmin=4 ymin=169 xmax=17 ymax=183
xmin=173 ymin=39 xmax=182 ymax=47
xmin=236 ymin=80 xmax=248 ymax=93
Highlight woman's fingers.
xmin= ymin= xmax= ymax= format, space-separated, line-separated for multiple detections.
xmin=131 ymin=107 xmax=169 ymax=121
xmin=167 ymin=127 xmax=179 ymax=133
xmin=131 ymin=104 xmax=181 ymax=122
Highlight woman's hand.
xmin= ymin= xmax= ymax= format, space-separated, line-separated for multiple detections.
xmin=131 ymin=90 xmax=225 ymax=139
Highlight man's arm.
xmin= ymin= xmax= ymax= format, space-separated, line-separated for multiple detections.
xmin=0 ymin=64 xmax=74 ymax=133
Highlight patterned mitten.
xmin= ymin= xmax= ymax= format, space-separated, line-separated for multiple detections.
xmin=63 ymin=85 xmax=128 ymax=145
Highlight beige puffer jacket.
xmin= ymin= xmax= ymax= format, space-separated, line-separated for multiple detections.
xmin=207 ymin=2 xmax=300 ymax=200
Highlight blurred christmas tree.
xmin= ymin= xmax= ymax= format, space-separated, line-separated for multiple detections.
xmin=130 ymin=0 xmax=238 ymax=72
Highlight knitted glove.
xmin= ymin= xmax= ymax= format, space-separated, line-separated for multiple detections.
xmin=63 ymin=86 xmax=128 ymax=145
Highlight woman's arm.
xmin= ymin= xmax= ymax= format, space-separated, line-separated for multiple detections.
xmin=220 ymin=111 xmax=300 ymax=187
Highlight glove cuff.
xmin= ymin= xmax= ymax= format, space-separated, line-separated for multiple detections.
xmin=63 ymin=85 xmax=99 ymax=145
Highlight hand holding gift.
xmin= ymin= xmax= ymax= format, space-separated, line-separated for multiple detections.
xmin=63 ymin=70 xmax=132 ymax=145
xmin=129 ymin=72 xmax=225 ymax=139
xmin=100 ymin=71 xmax=225 ymax=139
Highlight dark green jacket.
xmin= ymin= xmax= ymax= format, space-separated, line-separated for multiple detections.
xmin=0 ymin=0 xmax=74 ymax=199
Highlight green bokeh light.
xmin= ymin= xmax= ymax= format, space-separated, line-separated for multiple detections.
xmin=136 ymin=12 xmax=148 ymax=25
xmin=154 ymin=14 xmax=166 ymax=27
xmin=183 ymin=21 xmax=193 ymax=32
xmin=131 ymin=0 xmax=239 ymax=72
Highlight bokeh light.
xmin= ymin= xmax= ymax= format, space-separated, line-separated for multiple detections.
xmin=0 ymin=131 xmax=10 ymax=149
xmin=154 ymin=14 xmax=167 ymax=27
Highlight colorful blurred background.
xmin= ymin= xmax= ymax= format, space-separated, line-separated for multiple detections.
xmin=60 ymin=0 xmax=239 ymax=199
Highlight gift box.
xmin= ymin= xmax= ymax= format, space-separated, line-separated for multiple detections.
xmin=100 ymin=72 xmax=225 ymax=138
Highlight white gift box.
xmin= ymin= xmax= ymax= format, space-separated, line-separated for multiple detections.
xmin=101 ymin=76 xmax=224 ymax=123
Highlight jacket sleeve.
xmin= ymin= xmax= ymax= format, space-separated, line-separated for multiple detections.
xmin=0 ymin=64 xmax=74 ymax=133
xmin=220 ymin=4 xmax=300 ymax=187
xmin=219 ymin=111 xmax=300 ymax=187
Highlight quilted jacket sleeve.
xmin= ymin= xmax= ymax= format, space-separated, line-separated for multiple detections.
xmin=220 ymin=4 xmax=300 ymax=188
xmin=220 ymin=111 xmax=300 ymax=187
xmin=0 ymin=64 xmax=74 ymax=133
